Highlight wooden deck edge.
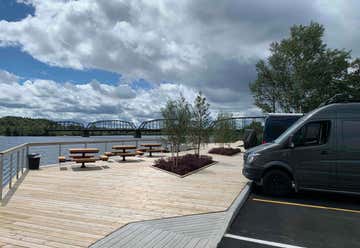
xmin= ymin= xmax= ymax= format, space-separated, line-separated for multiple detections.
xmin=150 ymin=161 xmax=218 ymax=178
xmin=211 ymin=182 xmax=252 ymax=247
xmin=88 ymin=209 xmax=227 ymax=248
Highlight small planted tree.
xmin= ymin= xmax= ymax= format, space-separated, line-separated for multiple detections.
xmin=155 ymin=94 xmax=215 ymax=175
xmin=213 ymin=113 xmax=237 ymax=147
xmin=161 ymin=95 xmax=191 ymax=166
xmin=190 ymin=92 xmax=211 ymax=157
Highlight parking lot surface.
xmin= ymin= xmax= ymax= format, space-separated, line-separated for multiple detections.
xmin=218 ymin=189 xmax=360 ymax=248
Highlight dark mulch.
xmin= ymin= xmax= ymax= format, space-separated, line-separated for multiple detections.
xmin=208 ymin=147 xmax=241 ymax=156
xmin=153 ymin=154 xmax=214 ymax=176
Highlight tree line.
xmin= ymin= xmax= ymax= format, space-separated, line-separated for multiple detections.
xmin=0 ymin=116 xmax=86 ymax=136
xmin=0 ymin=116 xmax=55 ymax=136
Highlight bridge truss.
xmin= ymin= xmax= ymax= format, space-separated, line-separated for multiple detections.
xmin=46 ymin=116 xmax=266 ymax=137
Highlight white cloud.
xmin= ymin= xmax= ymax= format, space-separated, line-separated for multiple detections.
xmin=0 ymin=70 xmax=19 ymax=84
xmin=0 ymin=70 xmax=201 ymax=123
xmin=0 ymin=1 xmax=320 ymax=83
xmin=0 ymin=0 xmax=359 ymax=118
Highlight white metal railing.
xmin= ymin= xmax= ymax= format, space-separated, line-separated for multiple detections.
xmin=0 ymin=143 xmax=29 ymax=204
xmin=0 ymin=137 xmax=164 ymax=204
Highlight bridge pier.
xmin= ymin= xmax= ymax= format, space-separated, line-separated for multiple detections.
xmin=134 ymin=130 xmax=142 ymax=138
xmin=82 ymin=130 xmax=90 ymax=137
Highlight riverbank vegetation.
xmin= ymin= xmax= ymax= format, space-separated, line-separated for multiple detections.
xmin=0 ymin=116 xmax=54 ymax=136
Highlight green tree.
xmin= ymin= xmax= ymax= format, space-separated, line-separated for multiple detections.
xmin=161 ymin=95 xmax=191 ymax=166
xmin=190 ymin=92 xmax=212 ymax=157
xmin=345 ymin=59 xmax=360 ymax=97
xmin=250 ymin=22 xmax=354 ymax=113
xmin=213 ymin=113 xmax=237 ymax=147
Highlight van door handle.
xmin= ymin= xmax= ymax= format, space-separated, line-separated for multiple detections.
xmin=320 ymin=150 xmax=329 ymax=155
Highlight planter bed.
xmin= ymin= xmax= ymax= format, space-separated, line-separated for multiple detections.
xmin=208 ymin=147 xmax=241 ymax=156
xmin=153 ymin=154 xmax=215 ymax=177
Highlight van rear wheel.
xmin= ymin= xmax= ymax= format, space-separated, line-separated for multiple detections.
xmin=262 ymin=169 xmax=292 ymax=196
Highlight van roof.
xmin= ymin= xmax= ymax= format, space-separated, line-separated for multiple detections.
xmin=296 ymin=102 xmax=360 ymax=121
xmin=267 ymin=113 xmax=304 ymax=116
xmin=319 ymin=94 xmax=360 ymax=107
xmin=316 ymin=102 xmax=360 ymax=113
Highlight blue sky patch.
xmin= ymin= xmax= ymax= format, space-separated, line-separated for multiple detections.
xmin=0 ymin=0 xmax=35 ymax=22
xmin=131 ymin=79 xmax=155 ymax=91
xmin=0 ymin=46 xmax=121 ymax=85
xmin=0 ymin=1 xmax=123 ymax=86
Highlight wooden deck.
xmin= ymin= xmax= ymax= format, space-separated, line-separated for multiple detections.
xmin=0 ymin=146 xmax=247 ymax=248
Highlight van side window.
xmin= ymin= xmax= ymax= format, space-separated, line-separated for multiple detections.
xmin=293 ymin=121 xmax=331 ymax=147
xmin=342 ymin=121 xmax=360 ymax=150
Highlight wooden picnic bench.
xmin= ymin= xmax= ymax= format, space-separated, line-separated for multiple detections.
xmin=112 ymin=145 xmax=137 ymax=161
xmin=69 ymin=148 xmax=99 ymax=168
xmin=99 ymin=155 xmax=109 ymax=161
xmin=140 ymin=144 xmax=165 ymax=157
xmin=58 ymin=154 xmax=109 ymax=166
xmin=104 ymin=151 xmax=115 ymax=157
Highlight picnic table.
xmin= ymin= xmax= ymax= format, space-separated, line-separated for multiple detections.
xmin=69 ymin=148 xmax=99 ymax=168
xmin=112 ymin=145 xmax=137 ymax=161
xmin=141 ymin=143 xmax=163 ymax=157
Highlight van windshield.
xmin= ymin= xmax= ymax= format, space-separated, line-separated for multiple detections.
xmin=273 ymin=113 xmax=310 ymax=144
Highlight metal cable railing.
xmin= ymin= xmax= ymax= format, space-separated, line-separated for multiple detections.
xmin=0 ymin=143 xmax=28 ymax=203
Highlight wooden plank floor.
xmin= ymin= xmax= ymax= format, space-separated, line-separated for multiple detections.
xmin=0 ymin=145 xmax=247 ymax=248
xmin=90 ymin=212 xmax=229 ymax=248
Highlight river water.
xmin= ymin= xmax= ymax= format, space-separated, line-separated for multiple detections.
xmin=0 ymin=135 xmax=163 ymax=166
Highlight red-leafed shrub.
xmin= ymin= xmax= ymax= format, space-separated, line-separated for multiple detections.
xmin=208 ymin=147 xmax=241 ymax=156
xmin=154 ymin=154 xmax=214 ymax=176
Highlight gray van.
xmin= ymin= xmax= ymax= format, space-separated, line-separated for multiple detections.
xmin=243 ymin=102 xmax=360 ymax=196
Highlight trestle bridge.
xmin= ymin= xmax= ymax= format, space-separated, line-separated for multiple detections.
xmin=46 ymin=116 xmax=265 ymax=137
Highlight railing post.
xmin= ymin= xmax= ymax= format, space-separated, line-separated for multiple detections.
xmin=16 ymin=150 xmax=20 ymax=179
xmin=0 ymin=154 xmax=3 ymax=201
xmin=9 ymin=153 xmax=13 ymax=189
xmin=58 ymin=144 xmax=62 ymax=157
xmin=25 ymin=145 xmax=29 ymax=169
xmin=21 ymin=148 xmax=25 ymax=173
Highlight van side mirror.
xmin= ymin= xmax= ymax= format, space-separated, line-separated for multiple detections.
xmin=288 ymin=135 xmax=295 ymax=149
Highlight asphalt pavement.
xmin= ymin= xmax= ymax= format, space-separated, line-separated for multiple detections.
xmin=218 ymin=189 xmax=360 ymax=248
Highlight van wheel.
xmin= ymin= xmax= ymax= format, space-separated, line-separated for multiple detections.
xmin=262 ymin=169 xmax=292 ymax=196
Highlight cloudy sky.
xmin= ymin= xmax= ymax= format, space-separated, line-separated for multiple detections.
xmin=0 ymin=0 xmax=359 ymax=123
